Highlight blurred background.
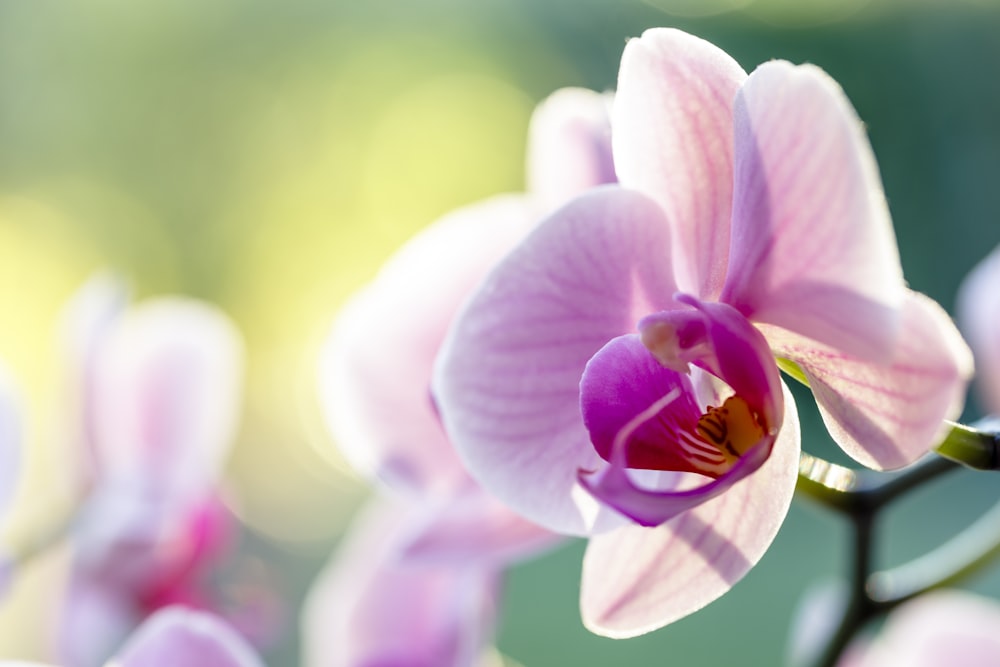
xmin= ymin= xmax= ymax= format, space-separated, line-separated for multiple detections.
xmin=1 ymin=0 xmax=999 ymax=664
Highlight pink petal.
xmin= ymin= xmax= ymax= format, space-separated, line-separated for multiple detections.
xmin=0 ymin=365 xmax=21 ymax=523
xmin=722 ymin=61 xmax=904 ymax=360
xmin=56 ymin=577 xmax=137 ymax=667
xmin=301 ymin=496 xmax=499 ymax=667
xmin=399 ymin=488 xmax=562 ymax=567
xmin=849 ymin=591 xmax=1000 ymax=667
xmin=433 ymin=186 xmax=679 ymax=535
xmin=319 ymin=195 xmax=537 ymax=495
xmin=113 ymin=606 xmax=265 ymax=667
xmin=612 ymin=28 xmax=746 ymax=299
xmin=527 ymin=87 xmax=616 ymax=210
xmin=91 ymin=299 xmax=244 ymax=502
xmin=580 ymin=384 xmax=800 ymax=637
xmin=57 ymin=272 xmax=129 ymax=484
xmin=957 ymin=244 xmax=1000 ymax=413
xmin=771 ymin=290 xmax=972 ymax=470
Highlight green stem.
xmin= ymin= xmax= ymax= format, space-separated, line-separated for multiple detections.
xmin=868 ymin=496 xmax=1000 ymax=608
xmin=796 ymin=419 xmax=1000 ymax=667
xmin=934 ymin=419 xmax=1000 ymax=471
xmin=813 ymin=511 xmax=877 ymax=667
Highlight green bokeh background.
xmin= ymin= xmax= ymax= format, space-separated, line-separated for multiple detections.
xmin=1 ymin=0 xmax=999 ymax=664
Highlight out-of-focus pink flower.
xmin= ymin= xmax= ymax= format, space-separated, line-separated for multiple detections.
xmin=838 ymin=590 xmax=1000 ymax=667
xmin=957 ymin=245 xmax=1000 ymax=414
xmin=111 ymin=606 xmax=266 ymax=667
xmin=0 ymin=605 xmax=265 ymax=667
xmin=309 ymin=87 xmax=613 ymax=664
xmin=53 ymin=276 xmax=268 ymax=666
xmin=302 ymin=497 xmax=500 ymax=667
xmin=433 ymin=28 xmax=972 ymax=637
xmin=0 ymin=364 xmax=22 ymax=599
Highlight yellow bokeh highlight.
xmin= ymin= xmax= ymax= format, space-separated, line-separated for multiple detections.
xmin=217 ymin=35 xmax=534 ymax=544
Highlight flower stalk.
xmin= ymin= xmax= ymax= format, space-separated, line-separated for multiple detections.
xmin=796 ymin=418 xmax=1000 ymax=667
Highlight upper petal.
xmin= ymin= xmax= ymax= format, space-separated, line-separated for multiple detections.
xmin=111 ymin=606 xmax=265 ymax=667
xmin=771 ymin=290 xmax=972 ymax=469
xmin=526 ymin=87 xmax=616 ymax=210
xmin=722 ymin=61 xmax=904 ymax=359
xmin=613 ymin=28 xmax=747 ymax=299
xmin=433 ymin=186 xmax=679 ymax=535
xmin=319 ymin=195 xmax=538 ymax=496
xmin=956 ymin=244 xmax=1000 ymax=413
xmin=580 ymin=384 xmax=800 ymax=637
xmin=91 ymin=299 xmax=244 ymax=501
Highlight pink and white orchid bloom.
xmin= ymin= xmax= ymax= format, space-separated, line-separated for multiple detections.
xmin=0 ymin=605 xmax=265 ymax=667
xmin=54 ymin=276 xmax=259 ymax=666
xmin=957 ymin=244 xmax=1000 ymax=414
xmin=433 ymin=28 xmax=972 ymax=637
xmin=838 ymin=590 xmax=1000 ymax=667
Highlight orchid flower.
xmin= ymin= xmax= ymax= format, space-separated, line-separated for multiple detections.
xmin=432 ymin=28 xmax=972 ymax=637
xmin=957 ymin=244 xmax=1000 ymax=414
xmin=309 ymin=87 xmax=613 ymax=664
xmin=53 ymin=276 xmax=260 ymax=666
xmin=302 ymin=496 xmax=501 ymax=667
xmin=837 ymin=590 xmax=1000 ymax=667
xmin=0 ymin=605 xmax=265 ymax=667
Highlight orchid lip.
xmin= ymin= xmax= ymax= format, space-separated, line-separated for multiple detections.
xmin=578 ymin=298 xmax=783 ymax=527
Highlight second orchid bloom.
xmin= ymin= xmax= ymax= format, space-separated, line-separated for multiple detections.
xmin=432 ymin=28 xmax=973 ymax=637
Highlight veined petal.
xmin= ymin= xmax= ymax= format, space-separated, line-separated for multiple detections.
xmin=433 ymin=186 xmax=679 ymax=536
xmin=771 ymin=290 xmax=972 ymax=470
xmin=723 ymin=61 xmax=904 ymax=360
xmin=613 ymin=28 xmax=746 ymax=299
xmin=580 ymin=384 xmax=800 ymax=637
xmin=319 ymin=195 xmax=537 ymax=496
xmin=301 ymin=496 xmax=499 ymax=667
xmin=957 ymin=244 xmax=1000 ymax=413
xmin=527 ymin=87 xmax=616 ymax=210
xmin=91 ymin=299 xmax=244 ymax=502
xmin=110 ymin=606 xmax=265 ymax=667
